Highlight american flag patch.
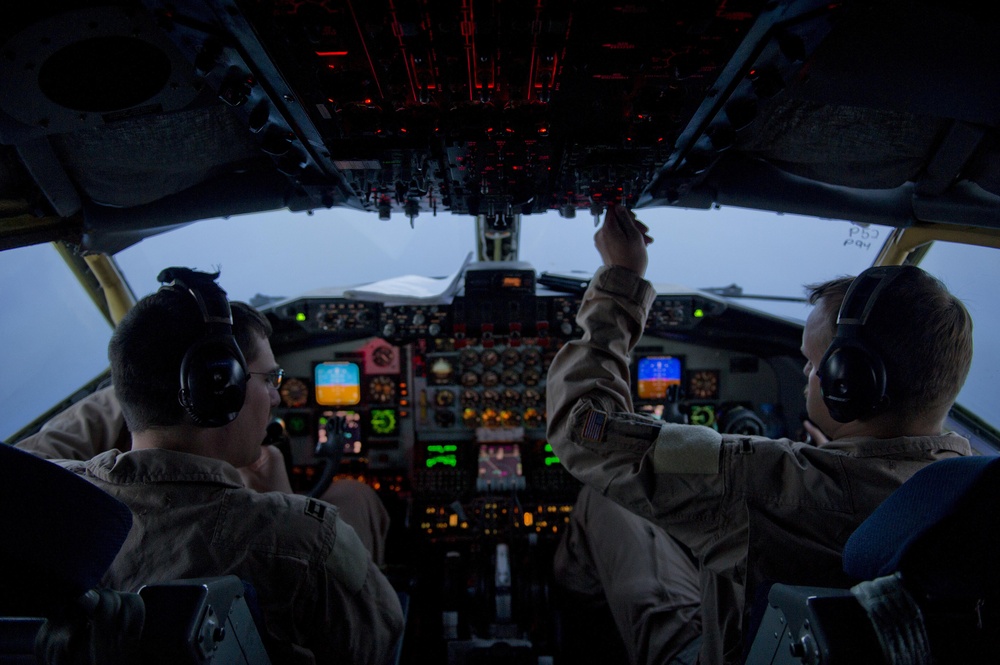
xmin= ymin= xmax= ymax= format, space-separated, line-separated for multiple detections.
xmin=582 ymin=410 xmax=608 ymax=442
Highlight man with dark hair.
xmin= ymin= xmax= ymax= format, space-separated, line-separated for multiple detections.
xmin=547 ymin=205 xmax=974 ymax=665
xmin=49 ymin=270 xmax=403 ymax=665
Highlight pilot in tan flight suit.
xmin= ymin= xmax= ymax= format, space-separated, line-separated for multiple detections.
xmin=38 ymin=269 xmax=403 ymax=665
xmin=546 ymin=204 xmax=974 ymax=665
xmin=17 ymin=384 xmax=390 ymax=566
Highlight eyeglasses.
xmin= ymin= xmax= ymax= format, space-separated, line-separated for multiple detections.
xmin=249 ymin=368 xmax=284 ymax=389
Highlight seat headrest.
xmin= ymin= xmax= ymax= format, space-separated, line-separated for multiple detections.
xmin=843 ymin=455 xmax=1000 ymax=598
xmin=0 ymin=444 xmax=132 ymax=615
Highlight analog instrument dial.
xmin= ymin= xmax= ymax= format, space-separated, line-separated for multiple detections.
xmin=279 ymin=377 xmax=309 ymax=408
xmin=501 ymin=389 xmax=520 ymax=407
xmin=688 ymin=370 xmax=720 ymax=400
xmin=502 ymin=348 xmax=520 ymax=366
xmin=460 ymin=349 xmax=479 ymax=368
xmin=482 ymin=389 xmax=500 ymax=408
xmin=523 ymin=408 xmax=544 ymax=428
xmin=430 ymin=357 xmax=454 ymax=384
xmin=435 ymin=389 xmax=455 ymax=407
xmin=372 ymin=346 xmax=395 ymax=367
xmin=522 ymin=388 xmax=541 ymax=407
xmin=368 ymin=376 xmax=396 ymax=403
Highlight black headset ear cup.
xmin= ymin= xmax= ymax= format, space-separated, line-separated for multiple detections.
xmin=159 ymin=267 xmax=248 ymax=428
xmin=817 ymin=265 xmax=904 ymax=423
xmin=819 ymin=339 xmax=887 ymax=423
xmin=178 ymin=335 xmax=247 ymax=427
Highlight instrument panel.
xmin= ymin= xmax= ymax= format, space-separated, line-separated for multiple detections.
xmin=266 ymin=268 xmax=805 ymax=514
xmin=262 ymin=266 xmax=805 ymax=661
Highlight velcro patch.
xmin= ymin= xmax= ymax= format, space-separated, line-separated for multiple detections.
xmin=305 ymin=498 xmax=327 ymax=522
xmin=582 ymin=409 xmax=608 ymax=442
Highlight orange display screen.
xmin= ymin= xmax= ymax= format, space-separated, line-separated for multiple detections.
xmin=314 ymin=361 xmax=361 ymax=406
xmin=636 ymin=356 xmax=682 ymax=400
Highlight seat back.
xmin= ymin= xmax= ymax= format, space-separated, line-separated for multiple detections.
xmin=0 ymin=443 xmax=132 ymax=616
xmin=1 ymin=444 xmax=270 ymax=664
xmin=746 ymin=454 xmax=1000 ymax=665
xmin=844 ymin=454 xmax=1000 ymax=598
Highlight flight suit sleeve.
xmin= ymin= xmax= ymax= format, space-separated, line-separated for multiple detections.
xmin=318 ymin=518 xmax=403 ymax=665
xmin=14 ymin=386 xmax=130 ymax=460
xmin=546 ymin=265 xmax=726 ymax=524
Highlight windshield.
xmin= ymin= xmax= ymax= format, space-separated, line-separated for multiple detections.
xmin=113 ymin=205 xmax=887 ymax=323
xmin=8 ymin=204 xmax=995 ymax=443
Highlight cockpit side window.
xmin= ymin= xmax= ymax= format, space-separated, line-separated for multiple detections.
xmin=0 ymin=244 xmax=113 ymax=441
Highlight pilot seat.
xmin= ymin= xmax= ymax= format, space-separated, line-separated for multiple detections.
xmin=746 ymin=454 xmax=1000 ymax=664
xmin=0 ymin=442 xmax=270 ymax=664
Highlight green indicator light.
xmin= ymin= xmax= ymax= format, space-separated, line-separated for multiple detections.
xmin=694 ymin=308 xmax=705 ymax=318
xmin=544 ymin=443 xmax=553 ymax=452
xmin=427 ymin=444 xmax=458 ymax=453
xmin=426 ymin=455 xmax=458 ymax=468
xmin=288 ymin=417 xmax=308 ymax=435
xmin=544 ymin=456 xmax=561 ymax=466
xmin=296 ymin=312 xmax=307 ymax=322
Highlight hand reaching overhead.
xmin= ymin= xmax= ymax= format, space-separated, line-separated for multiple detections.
xmin=594 ymin=204 xmax=653 ymax=277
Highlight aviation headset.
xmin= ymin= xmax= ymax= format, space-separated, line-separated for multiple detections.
xmin=818 ymin=265 xmax=908 ymax=423
xmin=157 ymin=267 xmax=248 ymax=427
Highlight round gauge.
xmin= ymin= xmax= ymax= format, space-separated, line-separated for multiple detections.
xmin=522 ymin=388 xmax=541 ymax=407
xmin=481 ymin=408 xmax=501 ymax=427
xmin=460 ymin=349 xmax=479 ymax=368
xmin=482 ymin=389 xmax=501 ymax=408
xmin=435 ymin=389 xmax=455 ymax=407
xmin=481 ymin=370 xmax=499 ymax=387
xmin=372 ymin=346 xmax=395 ymax=367
xmin=461 ymin=389 xmax=480 ymax=407
xmin=368 ymin=376 xmax=396 ymax=403
xmin=523 ymin=369 xmax=540 ymax=386
xmin=523 ymin=408 xmax=544 ymax=428
xmin=500 ymin=410 xmax=521 ymax=426
xmin=279 ymin=377 xmax=309 ymax=408
xmin=434 ymin=409 xmax=456 ymax=428
xmin=460 ymin=371 xmax=479 ymax=387
xmin=462 ymin=408 xmax=480 ymax=428
xmin=481 ymin=349 xmax=500 ymax=367
xmin=501 ymin=369 xmax=520 ymax=386
xmin=522 ymin=349 xmax=541 ymax=366
xmin=501 ymin=389 xmax=520 ymax=407
xmin=688 ymin=370 xmax=720 ymax=400
xmin=502 ymin=348 xmax=520 ymax=366
xmin=430 ymin=357 xmax=454 ymax=384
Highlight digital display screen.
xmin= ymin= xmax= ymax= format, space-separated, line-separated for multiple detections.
xmin=476 ymin=444 xmax=524 ymax=491
xmin=317 ymin=410 xmax=363 ymax=455
xmin=687 ymin=403 xmax=718 ymax=429
xmin=422 ymin=443 xmax=458 ymax=468
xmin=368 ymin=408 xmax=399 ymax=437
xmin=636 ymin=355 xmax=682 ymax=400
xmin=315 ymin=361 xmax=361 ymax=406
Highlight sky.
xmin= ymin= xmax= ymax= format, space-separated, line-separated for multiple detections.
xmin=2 ymin=204 xmax=996 ymax=440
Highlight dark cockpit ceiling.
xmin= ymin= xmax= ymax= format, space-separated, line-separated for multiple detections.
xmin=1 ymin=0 xmax=999 ymax=253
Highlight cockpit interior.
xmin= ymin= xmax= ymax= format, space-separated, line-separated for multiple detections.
xmin=2 ymin=0 xmax=1000 ymax=663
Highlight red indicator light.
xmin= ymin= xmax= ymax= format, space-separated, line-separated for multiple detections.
xmin=315 ymin=51 xmax=349 ymax=57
